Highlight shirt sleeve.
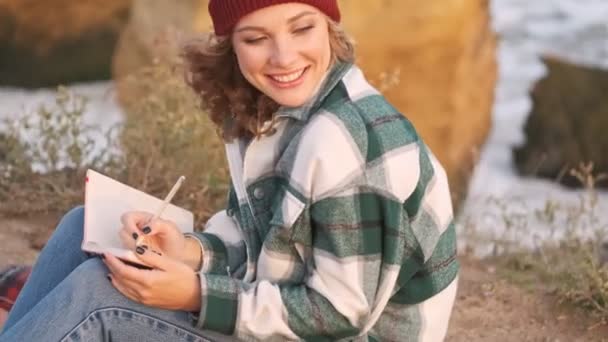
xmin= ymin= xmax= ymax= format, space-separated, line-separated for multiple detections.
xmin=186 ymin=209 xmax=247 ymax=275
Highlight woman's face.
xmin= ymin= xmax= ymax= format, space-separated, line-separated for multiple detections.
xmin=231 ymin=3 xmax=332 ymax=108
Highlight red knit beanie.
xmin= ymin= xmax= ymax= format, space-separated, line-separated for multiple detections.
xmin=209 ymin=0 xmax=341 ymax=36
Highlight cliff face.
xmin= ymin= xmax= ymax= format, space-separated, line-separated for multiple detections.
xmin=111 ymin=0 xmax=209 ymax=82
xmin=0 ymin=0 xmax=131 ymax=87
xmin=340 ymin=0 xmax=497 ymax=208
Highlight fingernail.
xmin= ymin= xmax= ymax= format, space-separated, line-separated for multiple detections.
xmin=132 ymin=232 xmax=138 ymax=240
xmin=142 ymin=226 xmax=151 ymax=235
xmin=136 ymin=246 xmax=146 ymax=255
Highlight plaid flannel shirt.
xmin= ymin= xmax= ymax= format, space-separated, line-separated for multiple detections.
xmin=188 ymin=62 xmax=459 ymax=341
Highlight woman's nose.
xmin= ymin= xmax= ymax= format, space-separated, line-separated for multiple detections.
xmin=269 ymin=38 xmax=298 ymax=68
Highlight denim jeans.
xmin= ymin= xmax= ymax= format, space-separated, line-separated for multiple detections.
xmin=0 ymin=207 xmax=231 ymax=342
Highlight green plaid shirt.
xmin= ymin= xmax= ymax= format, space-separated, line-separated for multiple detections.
xmin=188 ymin=63 xmax=459 ymax=341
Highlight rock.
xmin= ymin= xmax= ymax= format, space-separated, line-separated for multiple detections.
xmin=0 ymin=0 xmax=131 ymax=88
xmin=111 ymin=0 xmax=211 ymax=107
xmin=340 ymin=0 xmax=497 ymax=210
xmin=113 ymin=0 xmax=497 ymax=210
xmin=0 ymin=215 xmax=57 ymax=268
xmin=513 ymin=57 xmax=608 ymax=188
xmin=111 ymin=0 xmax=211 ymax=81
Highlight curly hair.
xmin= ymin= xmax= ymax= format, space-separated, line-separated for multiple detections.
xmin=181 ymin=19 xmax=355 ymax=141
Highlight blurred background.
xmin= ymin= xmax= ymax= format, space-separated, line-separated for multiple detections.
xmin=0 ymin=0 xmax=607 ymax=339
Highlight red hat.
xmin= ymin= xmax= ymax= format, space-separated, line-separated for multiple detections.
xmin=209 ymin=0 xmax=341 ymax=36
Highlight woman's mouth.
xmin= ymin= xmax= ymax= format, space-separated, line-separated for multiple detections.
xmin=267 ymin=67 xmax=309 ymax=88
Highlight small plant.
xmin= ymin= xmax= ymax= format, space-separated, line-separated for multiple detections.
xmin=0 ymin=87 xmax=118 ymax=214
xmin=463 ymin=162 xmax=608 ymax=323
xmin=376 ymin=68 xmax=401 ymax=93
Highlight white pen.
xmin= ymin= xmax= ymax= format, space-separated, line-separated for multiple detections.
xmin=136 ymin=176 xmax=186 ymax=247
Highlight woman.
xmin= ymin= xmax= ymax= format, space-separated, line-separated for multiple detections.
xmin=0 ymin=1 xmax=459 ymax=341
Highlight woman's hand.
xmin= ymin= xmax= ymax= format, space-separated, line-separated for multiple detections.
xmin=119 ymin=211 xmax=202 ymax=270
xmin=103 ymin=250 xmax=201 ymax=312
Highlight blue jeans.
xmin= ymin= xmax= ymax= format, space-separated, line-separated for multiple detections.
xmin=0 ymin=207 xmax=229 ymax=342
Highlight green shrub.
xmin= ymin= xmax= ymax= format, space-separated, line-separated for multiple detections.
xmin=0 ymin=60 xmax=229 ymax=225
xmin=0 ymin=86 xmax=113 ymax=214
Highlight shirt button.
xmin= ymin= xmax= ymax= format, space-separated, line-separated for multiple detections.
xmin=226 ymin=208 xmax=235 ymax=217
xmin=253 ymin=187 xmax=265 ymax=200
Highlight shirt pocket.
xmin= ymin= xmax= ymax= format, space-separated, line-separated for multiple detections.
xmin=269 ymin=187 xmax=307 ymax=237
xmin=263 ymin=187 xmax=310 ymax=282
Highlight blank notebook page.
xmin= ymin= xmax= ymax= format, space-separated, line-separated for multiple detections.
xmin=83 ymin=169 xmax=193 ymax=262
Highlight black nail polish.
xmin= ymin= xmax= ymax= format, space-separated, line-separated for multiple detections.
xmin=142 ymin=226 xmax=151 ymax=234
xmin=107 ymin=275 xmax=112 ymax=282
xmin=136 ymin=246 xmax=146 ymax=255
xmin=132 ymin=232 xmax=138 ymax=240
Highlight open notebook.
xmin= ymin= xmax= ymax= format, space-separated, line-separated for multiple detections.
xmin=83 ymin=169 xmax=194 ymax=266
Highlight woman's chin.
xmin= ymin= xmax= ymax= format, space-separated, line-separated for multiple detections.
xmin=268 ymin=91 xmax=311 ymax=108
xmin=275 ymin=99 xmax=305 ymax=108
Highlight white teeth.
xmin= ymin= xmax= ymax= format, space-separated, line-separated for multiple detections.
xmin=271 ymin=68 xmax=305 ymax=83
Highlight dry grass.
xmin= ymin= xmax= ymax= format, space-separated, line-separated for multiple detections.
xmin=0 ymin=58 xmax=229 ymax=225
xmin=115 ymin=56 xmax=229 ymax=223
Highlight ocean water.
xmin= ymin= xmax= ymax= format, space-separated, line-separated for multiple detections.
xmin=462 ymin=0 xmax=608 ymax=254
xmin=0 ymin=0 xmax=606 ymax=253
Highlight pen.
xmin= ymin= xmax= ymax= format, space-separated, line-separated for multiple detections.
xmin=136 ymin=175 xmax=186 ymax=247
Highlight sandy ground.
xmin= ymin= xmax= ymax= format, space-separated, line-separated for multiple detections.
xmin=447 ymin=256 xmax=608 ymax=341
xmin=1 ymin=215 xmax=607 ymax=341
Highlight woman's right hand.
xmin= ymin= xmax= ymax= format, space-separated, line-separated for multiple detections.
xmin=118 ymin=211 xmax=201 ymax=270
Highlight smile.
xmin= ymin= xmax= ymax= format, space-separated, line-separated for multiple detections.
xmin=267 ymin=67 xmax=309 ymax=87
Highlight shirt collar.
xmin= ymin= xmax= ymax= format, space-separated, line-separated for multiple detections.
xmin=275 ymin=62 xmax=352 ymax=122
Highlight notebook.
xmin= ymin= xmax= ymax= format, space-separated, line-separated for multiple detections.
xmin=82 ymin=169 xmax=194 ymax=266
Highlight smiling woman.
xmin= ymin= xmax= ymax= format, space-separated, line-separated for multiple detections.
xmin=182 ymin=3 xmax=354 ymax=140
xmin=0 ymin=1 xmax=458 ymax=341
xmin=231 ymin=7 xmax=333 ymax=107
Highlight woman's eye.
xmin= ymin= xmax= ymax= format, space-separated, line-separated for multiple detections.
xmin=244 ymin=37 xmax=266 ymax=45
xmin=294 ymin=25 xmax=314 ymax=34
